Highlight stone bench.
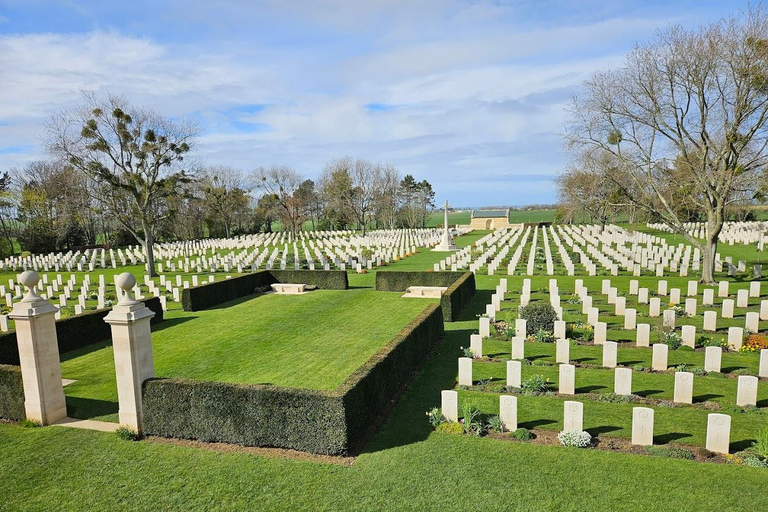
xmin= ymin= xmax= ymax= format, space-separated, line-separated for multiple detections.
xmin=270 ymin=283 xmax=307 ymax=295
xmin=402 ymin=286 xmax=447 ymax=298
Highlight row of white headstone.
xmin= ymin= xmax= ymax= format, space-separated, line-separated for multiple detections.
xmin=440 ymin=390 xmax=733 ymax=453
xmin=457 ymin=354 xmax=764 ymax=405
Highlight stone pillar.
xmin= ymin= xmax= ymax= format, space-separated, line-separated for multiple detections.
xmin=104 ymin=272 xmax=156 ymax=433
xmin=9 ymin=271 xmax=67 ymax=425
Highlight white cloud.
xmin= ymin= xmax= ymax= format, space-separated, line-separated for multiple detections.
xmin=0 ymin=4 xmax=724 ymax=204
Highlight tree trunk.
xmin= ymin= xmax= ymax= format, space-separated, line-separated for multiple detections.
xmin=144 ymin=230 xmax=158 ymax=278
xmin=700 ymin=217 xmax=723 ymax=285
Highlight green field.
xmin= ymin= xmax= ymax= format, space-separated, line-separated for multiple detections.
xmin=60 ymin=287 xmax=434 ymax=422
xmin=2 ymin=230 xmax=768 ymax=511
xmin=426 ymin=208 xmax=557 ymax=227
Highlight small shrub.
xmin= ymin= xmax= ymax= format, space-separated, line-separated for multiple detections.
xmin=460 ymin=403 xmax=484 ymax=436
xmin=486 ymin=415 xmax=503 ymax=433
xmin=426 ymin=407 xmax=442 ymax=428
xmin=645 ymin=445 xmax=695 ymax=460
xmin=632 ymin=364 xmax=647 ymax=372
xmin=594 ymin=393 xmax=636 ymax=403
xmin=531 ymin=328 xmax=555 ymax=343
xmin=742 ymin=454 xmax=768 ymax=468
xmin=752 ymin=427 xmax=768 ymax=459
xmin=659 ymin=329 xmax=682 ymax=350
xmin=435 ymin=422 xmax=463 ymax=434
xmin=115 ymin=426 xmax=140 ymax=441
xmin=518 ymin=302 xmax=557 ymax=335
xmin=557 ymin=430 xmax=592 ymax=448
xmin=19 ymin=419 xmax=41 ymax=428
xmin=700 ymin=336 xmax=729 ymax=349
xmin=460 ymin=346 xmax=474 ymax=358
xmin=512 ymin=427 xmax=533 ymax=441
xmin=741 ymin=334 xmax=768 ymax=353
xmin=733 ymin=368 xmax=753 ymax=376
xmin=520 ymin=374 xmax=549 ymax=394
xmin=677 ymin=345 xmax=695 ymax=352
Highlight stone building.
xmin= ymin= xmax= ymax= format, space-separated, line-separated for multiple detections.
xmin=470 ymin=209 xmax=511 ymax=229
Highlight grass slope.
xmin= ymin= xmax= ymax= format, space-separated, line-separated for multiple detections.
xmin=60 ymin=288 xmax=433 ymax=422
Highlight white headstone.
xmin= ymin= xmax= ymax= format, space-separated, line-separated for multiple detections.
xmin=636 ymin=323 xmax=650 ymax=347
xmin=736 ymin=375 xmax=758 ymax=407
xmin=559 ymin=364 xmax=575 ymax=395
xmin=563 ymin=400 xmax=583 ymax=430
xmin=624 ymin=308 xmax=637 ymax=330
xmin=631 ymin=407 xmax=654 ymax=446
xmin=704 ymin=346 xmax=722 ymax=373
xmin=511 ymin=337 xmax=525 ymax=360
xmin=706 ymin=413 xmax=731 ymax=454
xmin=499 ymin=395 xmax=518 ymax=432
xmin=458 ymin=357 xmax=472 ymax=386
xmin=681 ymin=325 xmax=696 ymax=348
xmin=728 ymin=327 xmax=744 ymax=351
xmin=703 ymin=311 xmax=717 ymax=332
xmin=469 ymin=334 xmax=483 ymax=359
xmin=652 ymin=343 xmax=668 ymax=371
xmin=602 ymin=341 xmax=618 ymax=368
xmin=441 ymin=390 xmax=458 ymax=422
xmin=673 ymin=371 xmax=694 ymax=404
xmin=594 ymin=321 xmax=607 ymax=345
xmin=614 ymin=368 xmax=632 ymax=396
xmin=507 ymin=360 xmax=522 ymax=388
xmin=556 ymin=339 xmax=570 ymax=364
xmin=745 ymin=312 xmax=759 ymax=333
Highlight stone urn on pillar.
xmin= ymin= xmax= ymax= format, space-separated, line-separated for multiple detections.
xmin=104 ymin=272 xmax=155 ymax=433
xmin=9 ymin=270 xmax=67 ymax=425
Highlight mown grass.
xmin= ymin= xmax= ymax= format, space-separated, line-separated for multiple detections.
xmin=2 ymin=231 xmax=768 ymax=511
xmin=60 ymin=288 xmax=434 ymax=422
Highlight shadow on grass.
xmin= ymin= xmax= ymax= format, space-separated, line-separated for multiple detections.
xmin=577 ymin=385 xmax=607 ymax=393
xmin=360 ymin=288 xmax=495 ymax=455
xmin=65 ymin=395 xmax=118 ymax=421
xmin=731 ymin=438 xmax=757 ymax=452
xmin=588 ymin=425 xmax=621 ymax=436
xmin=151 ymin=316 xmax=198 ymax=333
xmin=520 ymin=418 xmax=557 ymax=429
xmin=635 ymin=389 xmax=664 ymax=397
xmin=618 ymin=360 xmax=643 ymax=366
xmin=721 ymin=366 xmax=748 ymax=373
xmin=60 ymin=339 xmax=111 ymax=362
xmin=694 ymin=393 xmax=723 ymax=403
xmin=654 ymin=432 xmax=692 ymax=445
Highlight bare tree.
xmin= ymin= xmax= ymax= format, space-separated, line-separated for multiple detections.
xmin=321 ymin=157 xmax=381 ymax=234
xmin=200 ymin=166 xmax=248 ymax=238
xmin=252 ymin=165 xmax=307 ymax=235
xmin=566 ymin=7 xmax=768 ymax=283
xmin=47 ymin=92 xmax=198 ymax=276
xmin=556 ymin=148 xmax=627 ymax=228
xmin=374 ymin=163 xmax=401 ymax=229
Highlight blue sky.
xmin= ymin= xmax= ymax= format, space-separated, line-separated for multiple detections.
xmin=0 ymin=0 xmax=755 ymax=206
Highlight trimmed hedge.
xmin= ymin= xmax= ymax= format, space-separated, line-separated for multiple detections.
xmin=181 ymin=272 xmax=271 ymax=312
xmin=142 ymin=380 xmax=347 ymax=454
xmin=267 ymin=270 xmax=348 ymax=291
xmin=340 ymin=303 xmax=444 ymax=447
xmin=0 ymin=297 xmax=165 ymax=366
xmin=439 ymin=272 xmax=476 ymax=323
xmin=142 ymin=303 xmax=444 ymax=455
xmin=374 ymin=271 xmax=476 ymax=321
xmin=0 ymin=364 xmax=25 ymax=420
xmin=181 ymin=270 xmax=348 ymax=312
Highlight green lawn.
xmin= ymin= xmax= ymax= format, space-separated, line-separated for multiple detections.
xmin=60 ymin=288 xmax=435 ymax=422
xmin=2 ymin=271 xmax=768 ymax=510
xmin=3 ymin=230 xmax=768 ymax=511
xmin=426 ymin=208 xmax=556 ymax=227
